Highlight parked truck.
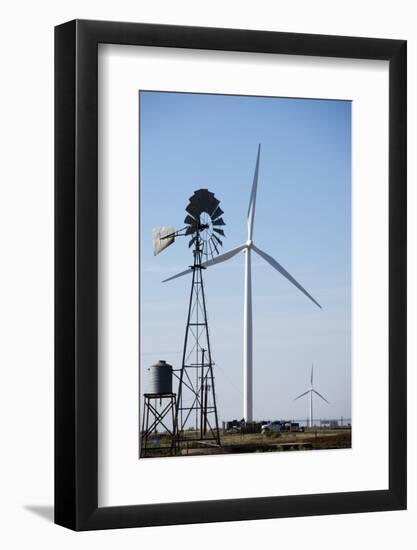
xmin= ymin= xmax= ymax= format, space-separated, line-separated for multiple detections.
xmin=261 ymin=420 xmax=304 ymax=434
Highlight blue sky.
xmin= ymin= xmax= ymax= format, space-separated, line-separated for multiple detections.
xmin=139 ymin=91 xmax=351 ymax=424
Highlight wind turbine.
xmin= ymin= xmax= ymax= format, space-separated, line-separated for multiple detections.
xmin=163 ymin=144 xmax=322 ymax=421
xmin=294 ymin=364 xmax=329 ymax=428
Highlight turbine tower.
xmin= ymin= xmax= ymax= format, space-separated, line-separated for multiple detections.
xmin=294 ymin=364 xmax=329 ymax=428
xmin=163 ymin=145 xmax=321 ymax=421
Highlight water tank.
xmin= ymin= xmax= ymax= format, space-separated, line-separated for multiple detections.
xmin=148 ymin=360 xmax=173 ymax=395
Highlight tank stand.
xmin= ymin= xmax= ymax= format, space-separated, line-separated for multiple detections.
xmin=140 ymin=393 xmax=177 ymax=458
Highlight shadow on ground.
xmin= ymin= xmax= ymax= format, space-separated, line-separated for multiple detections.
xmin=24 ymin=505 xmax=54 ymax=523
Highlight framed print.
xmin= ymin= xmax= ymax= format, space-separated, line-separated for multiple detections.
xmin=55 ymin=20 xmax=406 ymax=530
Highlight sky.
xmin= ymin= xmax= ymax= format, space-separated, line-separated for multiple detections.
xmin=139 ymin=91 xmax=351 ymax=424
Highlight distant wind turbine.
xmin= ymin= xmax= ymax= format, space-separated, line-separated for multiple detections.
xmin=163 ymin=144 xmax=322 ymax=421
xmin=294 ymin=364 xmax=329 ymax=428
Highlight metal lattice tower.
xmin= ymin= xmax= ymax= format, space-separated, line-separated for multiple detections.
xmin=172 ymin=230 xmax=221 ymax=451
xmin=140 ymin=392 xmax=177 ymax=457
xmin=153 ymin=188 xmax=225 ymax=453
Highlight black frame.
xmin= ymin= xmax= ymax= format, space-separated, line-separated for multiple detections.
xmin=55 ymin=19 xmax=406 ymax=531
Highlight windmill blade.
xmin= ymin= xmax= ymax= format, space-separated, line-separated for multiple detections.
xmin=210 ymin=238 xmax=219 ymax=255
xmin=311 ymin=364 xmax=314 ymax=385
xmin=204 ymin=197 xmax=220 ymax=215
xmin=207 ymin=239 xmax=215 ymax=261
xmin=294 ymin=389 xmax=310 ymax=401
xmin=213 ymin=228 xmax=225 ymax=237
xmin=190 ymin=189 xmax=219 ymax=216
xmin=211 ymin=206 xmax=224 ymax=220
xmin=313 ymin=389 xmax=329 ymax=404
xmin=162 ymin=243 xmax=246 ymax=283
xmin=212 ymin=234 xmax=223 ymax=248
xmin=212 ymin=217 xmax=225 ymax=226
xmin=186 ymin=203 xmax=200 ymax=219
xmin=247 ymin=144 xmax=261 ymax=240
xmin=184 ymin=215 xmax=196 ymax=225
xmin=252 ymin=244 xmax=322 ymax=309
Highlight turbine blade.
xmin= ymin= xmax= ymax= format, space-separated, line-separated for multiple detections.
xmin=247 ymin=144 xmax=261 ymax=240
xmin=162 ymin=267 xmax=194 ymax=283
xmin=294 ymin=389 xmax=310 ymax=401
xmin=162 ymin=243 xmax=246 ymax=283
xmin=202 ymin=243 xmax=246 ymax=267
xmin=311 ymin=364 xmax=314 ymax=385
xmin=252 ymin=244 xmax=322 ymax=309
xmin=313 ymin=389 xmax=329 ymax=404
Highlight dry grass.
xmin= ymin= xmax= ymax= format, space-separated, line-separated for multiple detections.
xmin=140 ymin=428 xmax=352 ymax=458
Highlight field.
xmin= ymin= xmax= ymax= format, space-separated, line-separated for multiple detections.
xmin=140 ymin=428 xmax=352 ymax=458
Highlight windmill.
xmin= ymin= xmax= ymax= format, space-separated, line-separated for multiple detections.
xmin=163 ymin=144 xmax=322 ymax=422
xmin=153 ymin=189 xmax=224 ymax=451
xmin=294 ymin=364 xmax=329 ymax=428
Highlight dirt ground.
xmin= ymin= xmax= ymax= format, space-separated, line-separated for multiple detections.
xmin=140 ymin=428 xmax=352 ymax=458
